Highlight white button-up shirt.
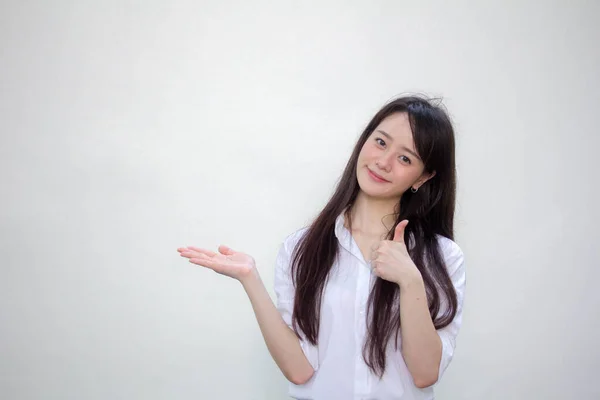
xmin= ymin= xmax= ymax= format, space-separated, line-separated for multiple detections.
xmin=274 ymin=211 xmax=466 ymax=400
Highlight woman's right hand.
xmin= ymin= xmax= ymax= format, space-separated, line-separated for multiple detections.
xmin=179 ymin=243 xmax=315 ymax=384
xmin=177 ymin=244 xmax=257 ymax=281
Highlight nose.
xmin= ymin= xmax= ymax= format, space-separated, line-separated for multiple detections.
xmin=376 ymin=153 xmax=394 ymax=172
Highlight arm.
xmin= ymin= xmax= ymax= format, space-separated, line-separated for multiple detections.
xmin=398 ymin=277 xmax=442 ymax=388
xmin=398 ymin=240 xmax=466 ymax=388
xmin=241 ymin=271 xmax=315 ymax=385
xmin=371 ymin=221 xmax=466 ymax=388
xmin=177 ymin=238 xmax=316 ymax=386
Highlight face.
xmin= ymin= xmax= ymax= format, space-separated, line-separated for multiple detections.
xmin=356 ymin=112 xmax=435 ymax=200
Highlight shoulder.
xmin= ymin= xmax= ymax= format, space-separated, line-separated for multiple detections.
xmin=278 ymin=226 xmax=310 ymax=258
xmin=283 ymin=226 xmax=310 ymax=248
xmin=275 ymin=226 xmax=310 ymax=274
xmin=435 ymin=235 xmax=465 ymax=278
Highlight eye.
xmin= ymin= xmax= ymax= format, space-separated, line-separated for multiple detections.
xmin=375 ymin=137 xmax=386 ymax=147
xmin=399 ymin=155 xmax=412 ymax=165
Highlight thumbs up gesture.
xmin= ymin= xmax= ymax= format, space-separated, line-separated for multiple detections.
xmin=371 ymin=220 xmax=422 ymax=287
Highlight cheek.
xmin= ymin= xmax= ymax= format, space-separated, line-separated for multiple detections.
xmin=390 ymin=168 xmax=420 ymax=188
xmin=358 ymin=144 xmax=376 ymax=163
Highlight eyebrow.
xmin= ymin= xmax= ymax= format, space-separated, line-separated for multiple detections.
xmin=376 ymin=129 xmax=421 ymax=160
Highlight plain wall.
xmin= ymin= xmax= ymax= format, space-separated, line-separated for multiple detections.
xmin=1 ymin=1 xmax=599 ymax=399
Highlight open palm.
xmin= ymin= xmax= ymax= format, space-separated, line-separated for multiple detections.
xmin=177 ymin=244 xmax=256 ymax=280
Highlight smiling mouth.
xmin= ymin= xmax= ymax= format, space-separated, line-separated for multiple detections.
xmin=367 ymin=168 xmax=389 ymax=183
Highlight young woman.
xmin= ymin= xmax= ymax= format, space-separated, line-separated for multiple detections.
xmin=177 ymin=95 xmax=466 ymax=400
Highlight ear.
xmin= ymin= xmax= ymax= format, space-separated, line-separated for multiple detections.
xmin=413 ymin=170 xmax=436 ymax=190
xmin=423 ymin=170 xmax=436 ymax=182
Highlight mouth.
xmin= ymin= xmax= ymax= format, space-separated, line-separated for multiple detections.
xmin=367 ymin=168 xmax=390 ymax=183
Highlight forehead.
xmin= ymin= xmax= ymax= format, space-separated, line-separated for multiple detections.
xmin=373 ymin=112 xmax=415 ymax=144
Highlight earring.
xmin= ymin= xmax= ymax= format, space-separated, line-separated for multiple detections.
xmin=411 ymin=187 xmax=418 ymax=193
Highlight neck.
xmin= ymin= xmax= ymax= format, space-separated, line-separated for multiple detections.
xmin=347 ymin=191 xmax=400 ymax=237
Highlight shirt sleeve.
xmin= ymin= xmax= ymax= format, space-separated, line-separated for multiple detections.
xmin=435 ymin=238 xmax=467 ymax=381
xmin=273 ymin=232 xmax=320 ymax=371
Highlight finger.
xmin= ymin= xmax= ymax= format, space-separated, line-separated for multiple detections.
xmin=372 ymin=263 xmax=381 ymax=277
xmin=392 ymin=220 xmax=409 ymax=243
xmin=178 ymin=247 xmax=201 ymax=253
xmin=189 ymin=257 xmax=245 ymax=275
xmin=218 ymin=244 xmax=235 ymax=256
xmin=180 ymin=251 xmax=207 ymax=259
xmin=189 ymin=256 xmax=219 ymax=270
xmin=186 ymin=246 xmax=217 ymax=257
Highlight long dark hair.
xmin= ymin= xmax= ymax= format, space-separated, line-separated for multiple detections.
xmin=290 ymin=95 xmax=458 ymax=377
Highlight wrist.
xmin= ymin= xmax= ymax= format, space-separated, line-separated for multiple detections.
xmin=397 ymin=271 xmax=424 ymax=291
xmin=240 ymin=267 xmax=261 ymax=288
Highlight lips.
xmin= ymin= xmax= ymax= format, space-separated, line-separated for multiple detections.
xmin=367 ymin=168 xmax=389 ymax=183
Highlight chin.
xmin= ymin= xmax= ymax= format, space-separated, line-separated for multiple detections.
xmin=357 ymin=174 xmax=382 ymax=196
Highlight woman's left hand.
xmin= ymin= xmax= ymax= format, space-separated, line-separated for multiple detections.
xmin=371 ymin=220 xmax=423 ymax=287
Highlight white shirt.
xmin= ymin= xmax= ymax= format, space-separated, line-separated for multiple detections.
xmin=274 ymin=211 xmax=466 ymax=400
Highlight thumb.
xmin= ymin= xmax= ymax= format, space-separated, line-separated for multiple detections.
xmin=218 ymin=244 xmax=235 ymax=255
xmin=392 ymin=220 xmax=409 ymax=243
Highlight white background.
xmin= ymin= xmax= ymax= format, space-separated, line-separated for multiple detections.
xmin=1 ymin=1 xmax=598 ymax=399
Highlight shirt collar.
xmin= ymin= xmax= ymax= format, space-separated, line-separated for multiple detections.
xmin=334 ymin=207 xmax=349 ymax=242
